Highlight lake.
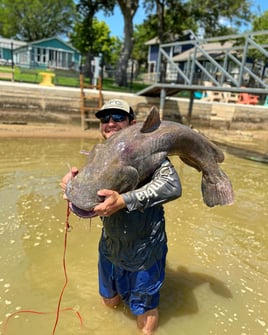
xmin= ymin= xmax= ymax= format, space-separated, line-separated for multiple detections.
xmin=0 ymin=138 xmax=267 ymax=335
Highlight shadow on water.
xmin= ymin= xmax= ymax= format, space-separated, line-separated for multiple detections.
xmin=160 ymin=265 xmax=232 ymax=323
xmin=214 ymin=142 xmax=268 ymax=164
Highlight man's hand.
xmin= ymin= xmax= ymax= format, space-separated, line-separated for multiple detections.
xmin=93 ymin=189 xmax=126 ymax=216
xmin=60 ymin=167 xmax=79 ymax=199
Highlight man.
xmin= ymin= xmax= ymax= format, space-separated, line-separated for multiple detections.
xmin=62 ymin=99 xmax=181 ymax=334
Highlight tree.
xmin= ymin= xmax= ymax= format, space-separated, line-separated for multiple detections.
xmin=115 ymin=0 xmax=139 ymax=87
xmin=74 ymin=0 xmax=115 ymax=80
xmin=0 ymin=0 xmax=76 ymax=41
xmin=75 ymin=0 xmax=139 ymax=86
xmin=188 ymin=0 xmax=252 ymax=37
xmin=71 ymin=18 xmax=121 ymax=70
xmin=75 ymin=0 xmax=115 ymax=53
xmin=142 ymin=0 xmax=252 ymax=42
xmin=252 ymin=10 xmax=268 ymax=35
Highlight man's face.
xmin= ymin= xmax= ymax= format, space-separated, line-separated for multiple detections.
xmin=100 ymin=114 xmax=136 ymax=139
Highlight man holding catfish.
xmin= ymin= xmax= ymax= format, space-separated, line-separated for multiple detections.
xmin=62 ymin=99 xmax=233 ymax=334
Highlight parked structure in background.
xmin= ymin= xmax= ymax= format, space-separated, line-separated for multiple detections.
xmin=0 ymin=37 xmax=81 ymax=71
xmin=144 ymin=30 xmax=268 ymax=89
xmin=141 ymin=30 xmax=268 ymax=120
xmin=145 ymin=30 xmax=195 ymax=83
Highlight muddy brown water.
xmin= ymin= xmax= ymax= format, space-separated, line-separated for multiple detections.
xmin=0 ymin=138 xmax=267 ymax=335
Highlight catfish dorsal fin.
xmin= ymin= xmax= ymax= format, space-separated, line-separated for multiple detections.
xmin=140 ymin=106 xmax=161 ymax=133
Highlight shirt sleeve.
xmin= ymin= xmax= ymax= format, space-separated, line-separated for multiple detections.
xmin=121 ymin=159 xmax=182 ymax=212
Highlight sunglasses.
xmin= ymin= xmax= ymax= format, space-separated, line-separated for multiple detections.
xmin=100 ymin=114 xmax=128 ymax=124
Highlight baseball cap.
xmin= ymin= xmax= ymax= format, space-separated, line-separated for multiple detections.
xmin=95 ymin=99 xmax=135 ymax=120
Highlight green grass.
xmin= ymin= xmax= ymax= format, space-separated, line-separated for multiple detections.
xmin=0 ymin=65 xmax=150 ymax=93
xmin=102 ymin=78 xmax=149 ymax=93
xmin=0 ymin=66 xmax=199 ymax=98
xmin=16 ymin=68 xmax=40 ymax=83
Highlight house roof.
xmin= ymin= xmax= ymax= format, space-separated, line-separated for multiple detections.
xmin=28 ymin=37 xmax=79 ymax=52
xmin=172 ymin=41 xmax=234 ymax=62
xmin=145 ymin=37 xmax=160 ymax=46
xmin=12 ymin=36 xmax=80 ymax=55
xmin=145 ymin=30 xmax=197 ymax=46
xmin=0 ymin=37 xmax=27 ymax=49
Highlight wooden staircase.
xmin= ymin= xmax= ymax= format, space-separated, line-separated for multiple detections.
xmin=80 ymin=74 xmax=103 ymax=130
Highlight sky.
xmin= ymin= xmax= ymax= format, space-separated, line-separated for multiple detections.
xmin=96 ymin=0 xmax=268 ymax=39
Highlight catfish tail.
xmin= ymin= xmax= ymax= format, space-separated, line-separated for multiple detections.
xmin=201 ymin=168 xmax=234 ymax=207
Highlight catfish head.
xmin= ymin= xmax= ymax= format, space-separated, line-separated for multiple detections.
xmin=65 ymin=144 xmax=139 ymax=218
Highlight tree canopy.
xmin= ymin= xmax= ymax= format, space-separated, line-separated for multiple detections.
xmin=139 ymin=0 xmax=253 ymax=42
xmin=74 ymin=0 xmax=115 ymax=53
xmin=186 ymin=0 xmax=252 ymax=37
xmin=0 ymin=0 xmax=76 ymax=41
xmin=252 ymin=10 xmax=268 ymax=33
xmin=70 ymin=18 xmax=121 ymax=67
xmin=247 ymin=10 xmax=268 ymax=63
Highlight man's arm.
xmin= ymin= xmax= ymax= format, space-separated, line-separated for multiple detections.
xmin=94 ymin=159 xmax=181 ymax=216
xmin=122 ymin=159 xmax=181 ymax=212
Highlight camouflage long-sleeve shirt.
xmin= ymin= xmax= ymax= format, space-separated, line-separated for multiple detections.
xmin=98 ymin=159 xmax=181 ymax=271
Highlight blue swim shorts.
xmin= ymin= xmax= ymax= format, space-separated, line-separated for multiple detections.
xmin=98 ymin=246 xmax=167 ymax=315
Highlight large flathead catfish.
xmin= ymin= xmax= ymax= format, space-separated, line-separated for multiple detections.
xmin=66 ymin=107 xmax=234 ymax=218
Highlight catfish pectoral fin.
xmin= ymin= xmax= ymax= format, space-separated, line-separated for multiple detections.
xmin=201 ymin=169 xmax=234 ymax=207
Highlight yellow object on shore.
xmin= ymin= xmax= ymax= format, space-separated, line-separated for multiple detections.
xmin=39 ymin=72 xmax=55 ymax=86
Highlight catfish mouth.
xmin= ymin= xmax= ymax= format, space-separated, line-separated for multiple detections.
xmin=69 ymin=202 xmax=97 ymax=218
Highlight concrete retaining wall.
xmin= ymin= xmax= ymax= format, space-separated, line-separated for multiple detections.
xmin=0 ymin=82 xmax=267 ymax=130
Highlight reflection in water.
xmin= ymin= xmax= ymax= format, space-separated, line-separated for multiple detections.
xmin=0 ymin=138 xmax=267 ymax=335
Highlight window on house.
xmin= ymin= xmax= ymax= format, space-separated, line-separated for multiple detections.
xmin=43 ymin=49 xmax=46 ymax=63
xmin=49 ymin=49 xmax=57 ymax=66
xmin=174 ymin=45 xmax=182 ymax=54
xmin=37 ymin=48 xmax=41 ymax=62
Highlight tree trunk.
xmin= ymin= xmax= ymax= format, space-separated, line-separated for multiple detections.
xmin=84 ymin=50 xmax=94 ymax=84
xmin=116 ymin=0 xmax=139 ymax=87
xmin=157 ymin=0 xmax=166 ymax=82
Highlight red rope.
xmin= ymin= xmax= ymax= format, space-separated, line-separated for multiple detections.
xmin=2 ymin=308 xmax=83 ymax=333
xmin=51 ymin=201 xmax=74 ymax=334
xmin=2 ymin=202 xmax=84 ymax=334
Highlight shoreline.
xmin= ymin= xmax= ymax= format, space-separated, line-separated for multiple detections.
xmin=0 ymin=122 xmax=267 ymax=162
xmin=0 ymin=122 xmax=102 ymax=139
